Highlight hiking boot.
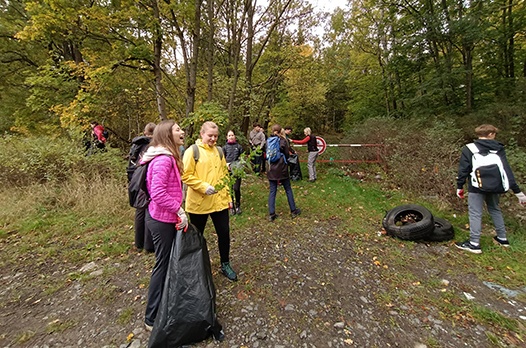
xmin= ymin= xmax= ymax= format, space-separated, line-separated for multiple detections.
xmin=268 ymin=213 xmax=278 ymax=222
xmin=229 ymin=208 xmax=236 ymax=216
xmin=291 ymin=208 xmax=301 ymax=219
xmin=221 ymin=262 xmax=238 ymax=281
xmin=493 ymin=236 xmax=510 ymax=247
xmin=455 ymin=240 xmax=482 ymax=254
xmin=235 ymin=206 xmax=242 ymax=215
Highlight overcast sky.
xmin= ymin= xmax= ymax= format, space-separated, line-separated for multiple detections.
xmin=307 ymin=0 xmax=348 ymax=12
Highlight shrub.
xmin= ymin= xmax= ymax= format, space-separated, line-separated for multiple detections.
xmin=0 ymin=135 xmax=124 ymax=186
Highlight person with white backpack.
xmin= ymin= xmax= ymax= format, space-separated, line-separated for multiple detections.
xmin=455 ymin=124 xmax=526 ymax=254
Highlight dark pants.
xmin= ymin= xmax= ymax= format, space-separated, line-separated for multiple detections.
xmin=252 ymin=153 xmax=263 ymax=173
xmin=189 ymin=209 xmax=231 ymax=263
xmin=144 ymin=210 xmax=176 ymax=326
xmin=135 ymin=208 xmax=154 ymax=251
xmin=268 ymin=179 xmax=297 ymax=215
xmin=232 ymin=177 xmax=241 ymax=208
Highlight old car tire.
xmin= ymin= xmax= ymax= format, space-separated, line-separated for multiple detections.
xmin=382 ymin=204 xmax=434 ymax=241
xmin=424 ymin=217 xmax=455 ymax=242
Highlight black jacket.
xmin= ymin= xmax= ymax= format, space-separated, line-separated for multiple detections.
xmin=223 ymin=141 xmax=244 ymax=164
xmin=307 ymin=135 xmax=317 ymax=152
xmin=127 ymin=136 xmax=151 ymax=181
xmin=266 ymin=135 xmax=290 ymax=181
xmin=457 ymin=139 xmax=520 ymax=193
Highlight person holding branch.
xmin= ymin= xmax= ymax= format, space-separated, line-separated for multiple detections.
xmin=182 ymin=121 xmax=238 ymax=281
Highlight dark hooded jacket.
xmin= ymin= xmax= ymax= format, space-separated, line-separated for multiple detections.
xmin=456 ymin=139 xmax=521 ymax=194
xmin=266 ymin=135 xmax=291 ymax=181
xmin=126 ymin=136 xmax=151 ymax=182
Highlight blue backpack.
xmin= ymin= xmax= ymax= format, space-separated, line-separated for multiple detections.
xmin=266 ymin=136 xmax=285 ymax=164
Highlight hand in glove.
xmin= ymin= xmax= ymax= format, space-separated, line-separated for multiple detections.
xmin=456 ymin=189 xmax=465 ymax=199
xmin=205 ymin=185 xmax=217 ymax=195
xmin=516 ymin=192 xmax=526 ymax=205
xmin=176 ymin=207 xmax=188 ymax=232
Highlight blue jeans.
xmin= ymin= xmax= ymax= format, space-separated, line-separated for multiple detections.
xmin=268 ymin=179 xmax=297 ymax=215
xmin=468 ymin=192 xmax=507 ymax=244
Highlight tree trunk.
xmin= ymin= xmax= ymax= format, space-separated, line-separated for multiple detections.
xmin=206 ymin=0 xmax=215 ymax=101
xmin=241 ymin=0 xmax=255 ymax=136
xmin=152 ymin=0 xmax=167 ymax=120
xmin=186 ymin=0 xmax=202 ymax=117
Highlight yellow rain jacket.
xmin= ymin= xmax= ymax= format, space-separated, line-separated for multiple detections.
xmin=182 ymin=139 xmax=230 ymax=214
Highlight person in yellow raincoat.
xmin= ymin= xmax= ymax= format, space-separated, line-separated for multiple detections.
xmin=182 ymin=121 xmax=237 ymax=281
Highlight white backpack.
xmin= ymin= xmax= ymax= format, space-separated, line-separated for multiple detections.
xmin=466 ymin=143 xmax=509 ymax=193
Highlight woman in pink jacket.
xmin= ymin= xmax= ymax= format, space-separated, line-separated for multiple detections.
xmin=141 ymin=120 xmax=187 ymax=331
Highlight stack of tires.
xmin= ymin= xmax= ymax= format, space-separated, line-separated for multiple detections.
xmin=382 ymin=204 xmax=454 ymax=242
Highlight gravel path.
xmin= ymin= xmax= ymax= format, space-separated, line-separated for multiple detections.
xmin=2 ymin=217 xmax=524 ymax=347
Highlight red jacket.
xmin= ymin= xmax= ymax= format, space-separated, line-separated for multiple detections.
xmin=93 ymin=125 xmax=107 ymax=143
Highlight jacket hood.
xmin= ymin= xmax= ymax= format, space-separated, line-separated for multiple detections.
xmin=131 ymin=135 xmax=151 ymax=145
xmin=140 ymin=146 xmax=173 ymax=163
xmin=195 ymin=138 xmax=217 ymax=150
xmin=473 ymin=139 xmax=505 ymax=152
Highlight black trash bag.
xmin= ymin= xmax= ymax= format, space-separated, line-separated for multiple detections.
xmin=148 ymin=224 xmax=224 ymax=348
xmin=289 ymin=154 xmax=303 ymax=181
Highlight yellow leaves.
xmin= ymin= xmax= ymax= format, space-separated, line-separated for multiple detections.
xmin=126 ymin=333 xmax=134 ymax=342
xmin=372 ymin=256 xmax=388 ymax=268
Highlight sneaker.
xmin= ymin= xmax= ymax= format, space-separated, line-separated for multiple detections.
xmin=145 ymin=323 xmax=153 ymax=332
xmin=229 ymin=208 xmax=236 ymax=216
xmin=235 ymin=206 xmax=242 ymax=215
xmin=268 ymin=213 xmax=278 ymax=222
xmin=308 ymin=179 xmax=316 ymax=183
xmin=221 ymin=262 xmax=238 ymax=281
xmin=291 ymin=208 xmax=301 ymax=218
xmin=493 ymin=236 xmax=510 ymax=247
xmin=455 ymin=240 xmax=482 ymax=254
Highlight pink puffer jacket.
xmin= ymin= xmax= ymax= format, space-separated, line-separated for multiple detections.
xmin=146 ymin=155 xmax=183 ymax=223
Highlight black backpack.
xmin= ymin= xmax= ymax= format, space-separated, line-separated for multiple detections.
xmin=128 ymin=162 xmax=150 ymax=209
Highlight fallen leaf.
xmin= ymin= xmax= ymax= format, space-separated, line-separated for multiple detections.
xmin=237 ymin=291 xmax=248 ymax=300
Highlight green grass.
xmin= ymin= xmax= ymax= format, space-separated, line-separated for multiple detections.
xmin=2 ymin=160 xmax=526 ymax=345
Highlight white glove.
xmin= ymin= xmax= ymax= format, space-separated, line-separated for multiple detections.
xmin=176 ymin=207 xmax=188 ymax=231
xmin=456 ymin=189 xmax=465 ymax=199
xmin=516 ymin=192 xmax=526 ymax=205
xmin=205 ymin=185 xmax=217 ymax=195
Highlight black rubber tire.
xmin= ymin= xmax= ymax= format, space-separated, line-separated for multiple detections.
xmin=424 ymin=217 xmax=455 ymax=242
xmin=382 ymin=204 xmax=434 ymax=241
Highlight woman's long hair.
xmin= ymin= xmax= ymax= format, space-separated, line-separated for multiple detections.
xmin=149 ymin=120 xmax=183 ymax=173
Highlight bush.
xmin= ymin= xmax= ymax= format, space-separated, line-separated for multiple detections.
xmin=343 ymin=118 xmax=465 ymax=207
xmin=343 ymin=117 xmax=526 ymax=211
xmin=0 ymin=135 xmax=125 ymax=186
